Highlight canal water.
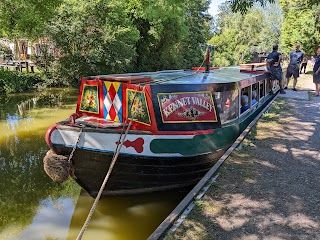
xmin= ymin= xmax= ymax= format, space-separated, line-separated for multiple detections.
xmin=0 ymin=88 xmax=186 ymax=240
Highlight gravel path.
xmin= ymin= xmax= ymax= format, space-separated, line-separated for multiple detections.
xmin=170 ymin=77 xmax=320 ymax=240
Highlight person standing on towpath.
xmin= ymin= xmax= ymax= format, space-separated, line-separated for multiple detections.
xmin=285 ymin=43 xmax=304 ymax=91
xmin=266 ymin=44 xmax=286 ymax=94
xmin=313 ymin=47 xmax=320 ymax=96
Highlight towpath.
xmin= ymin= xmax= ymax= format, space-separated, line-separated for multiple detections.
xmin=167 ymin=74 xmax=320 ymax=240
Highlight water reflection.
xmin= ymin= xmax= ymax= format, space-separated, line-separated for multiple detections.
xmin=67 ymin=190 xmax=185 ymax=240
xmin=17 ymin=97 xmax=38 ymax=116
xmin=0 ymin=89 xmax=78 ymax=142
xmin=0 ymin=89 xmax=80 ymax=239
xmin=0 ymin=88 xmax=186 ymax=240
xmin=0 ymin=88 xmax=78 ymax=121
xmin=8 ymin=197 xmax=78 ymax=240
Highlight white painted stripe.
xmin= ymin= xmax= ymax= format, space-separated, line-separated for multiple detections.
xmin=51 ymin=129 xmax=195 ymax=157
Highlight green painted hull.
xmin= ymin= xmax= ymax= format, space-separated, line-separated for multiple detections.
xmin=150 ymin=94 xmax=272 ymax=156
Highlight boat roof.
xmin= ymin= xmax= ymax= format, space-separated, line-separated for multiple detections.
xmin=95 ymin=66 xmax=266 ymax=85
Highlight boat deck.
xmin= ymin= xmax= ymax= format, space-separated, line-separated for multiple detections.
xmin=97 ymin=66 xmax=267 ymax=85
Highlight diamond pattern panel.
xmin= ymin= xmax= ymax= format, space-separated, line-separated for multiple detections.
xmin=103 ymin=82 xmax=122 ymax=122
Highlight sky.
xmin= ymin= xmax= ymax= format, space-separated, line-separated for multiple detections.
xmin=208 ymin=0 xmax=226 ymax=17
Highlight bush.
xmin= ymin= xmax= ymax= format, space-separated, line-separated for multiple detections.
xmin=0 ymin=70 xmax=44 ymax=93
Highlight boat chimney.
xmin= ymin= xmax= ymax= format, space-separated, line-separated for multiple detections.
xmin=205 ymin=47 xmax=211 ymax=73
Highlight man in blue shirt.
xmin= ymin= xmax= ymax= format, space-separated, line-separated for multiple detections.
xmin=285 ymin=44 xmax=304 ymax=91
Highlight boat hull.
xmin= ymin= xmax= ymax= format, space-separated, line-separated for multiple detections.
xmin=59 ymin=147 xmax=227 ymax=197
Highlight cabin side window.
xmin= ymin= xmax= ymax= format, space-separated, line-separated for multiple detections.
xmin=265 ymin=79 xmax=271 ymax=95
xmin=252 ymin=83 xmax=258 ymax=106
xmin=240 ymin=87 xmax=250 ymax=114
xmin=259 ymin=80 xmax=265 ymax=100
xmin=215 ymin=90 xmax=239 ymax=123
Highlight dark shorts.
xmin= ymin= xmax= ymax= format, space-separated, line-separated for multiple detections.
xmin=269 ymin=65 xmax=282 ymax=81
xmin=286 ymin=64 xmax=300 ymax=78
xmin=313 ymin=73 xmax=320 ymax=84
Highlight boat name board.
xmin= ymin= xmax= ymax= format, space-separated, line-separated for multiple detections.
xmin=157 ymin=91 xmax=218 ymax=123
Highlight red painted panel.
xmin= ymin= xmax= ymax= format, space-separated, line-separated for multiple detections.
xmin=76 ymin=77 xmax=104 ymax=118
xmin=158 ymin=92 xmax=218 ymax=123
xmin=122 ymin=84 xmax=158 ymax=133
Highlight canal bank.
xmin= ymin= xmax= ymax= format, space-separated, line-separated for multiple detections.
xmin=153 ymin=74 xmax=320 ymax=239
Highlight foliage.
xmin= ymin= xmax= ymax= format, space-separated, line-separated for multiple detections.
xmin=256 ymin=1 xmax=283 ymax=52
xmin=280 ymin=0 xmax=320 ymax=55
xmin=230 ymin=0 xmax=318 ymax=14
xmin=216 ymin=0 xmax=319 ymax=58
xmin=0 ymin=0 xmax=63 ymax=39
xmin=209 ymin=2 xmax=278 ymax=66
xmin=125 ymin=0 xmax=211 ymax=71
xmin=230 ymin=0 xmax=273 ymax=13
xmin=126 ymin=0 xmax=185 ymax=71
xmin=45 ymin=0 xmax=140 ymax=84
xmin=0 ymin=0 xmax=212 ymax=86
xmin=43 ymin=0 xmax=211 ymax=84
xmin=31 ymin=45 xmax=55 ymax=77
xmin=0 ymin=70 xmax=44 ymax=93
xmin=178 ymin=0 xmax=212 ymax=68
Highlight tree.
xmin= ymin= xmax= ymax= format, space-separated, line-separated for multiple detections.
xmin=1 ymin=0 xmax=213 ymax=84
xmin=280 ymin=0 xmax=320 ymax=55
xmin=125 ymin=0 xmax=187 ymax=71
xmin=46 ymin=0 xmax=212 ymax=82
xmin=256 ymin=0 xmax=283 ymax=52
xmin=125 ymin=0 xmax=211 ymax=71
xmin=46 ymin=0 xmax=140 ymax=83
xmin=178 ymin=0 xmax=212 ymax=69
xmin=230 ymin=0 xmax=275 ymax=13
xmin=230 ymin=0 xmax=318 ymax=14
xmin=0 ymin=0 xmax=63 ymax=39
xmin=208 ymin=2 xmax=280 ymax=66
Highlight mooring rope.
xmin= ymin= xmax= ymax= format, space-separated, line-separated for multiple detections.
xmin=68 ymin=126 xmax=84 ymax=164
xmin=76 ymin=86 xmax=145 ymax=240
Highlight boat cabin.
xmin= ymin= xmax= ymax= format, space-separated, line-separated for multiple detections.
xmin=74 ymin=62 xmax=278 ymax=134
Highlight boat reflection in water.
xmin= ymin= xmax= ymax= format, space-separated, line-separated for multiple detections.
xmin=67 ymin=190 xmax=186 ymax=240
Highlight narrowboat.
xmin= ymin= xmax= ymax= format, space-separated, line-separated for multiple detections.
xmin=44 ymin=52 xmax=279 ymax=197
